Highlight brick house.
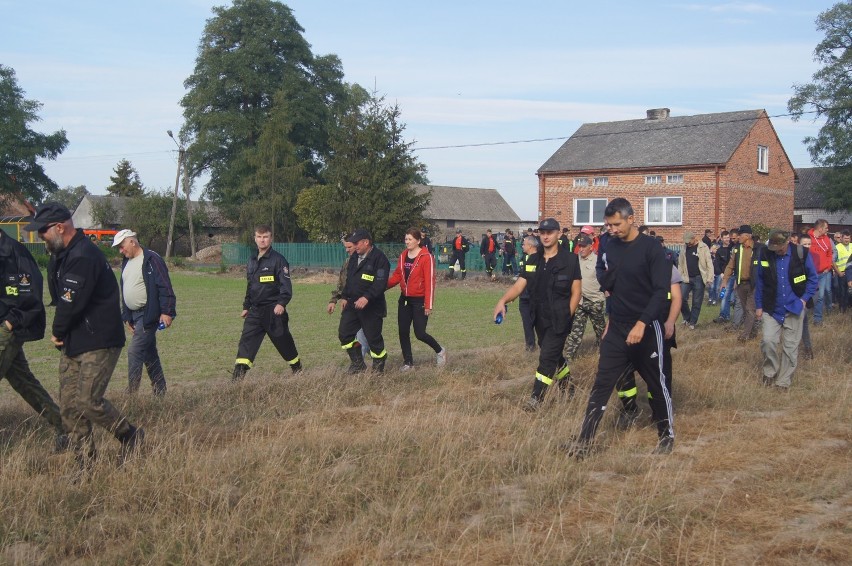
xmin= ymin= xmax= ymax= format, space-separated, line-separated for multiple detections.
xmin=536 ymin=108 xmax=796 ymax=242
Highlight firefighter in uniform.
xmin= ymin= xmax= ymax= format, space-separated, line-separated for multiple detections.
xmin=448 ymin=229 xmax=470 ymax=280
xmin=339 ymin=228 xmax=391 ymax=373
xmin=480 ymin=229 xmax=499 ymax=280
xmin=493 ymin=218 xmax=582 ymax=411
xmin=233 ymin=225 xmax=301 ymax=380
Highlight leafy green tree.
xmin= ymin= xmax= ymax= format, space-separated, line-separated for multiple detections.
xmin=106 ymin=159 xmax=145 ymax=196
xmin=295 ymin=93 xmax=429 ymax=242
xmin=48 ymin=184 xmax=89 ymax=210
xmin=180 ymin=0 xmax=349 ymax=219
xmin=0 ymin=64 xmax=68 ymax=202
xmin=788 ymin=1 xmax=852 ymax=211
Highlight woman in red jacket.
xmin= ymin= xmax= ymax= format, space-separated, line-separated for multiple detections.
xmin=388 ymin=228 xmax=447 ymax=370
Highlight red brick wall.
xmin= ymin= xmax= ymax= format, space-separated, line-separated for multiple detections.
xmin=538 ymin=113 xmax=795 ymax=241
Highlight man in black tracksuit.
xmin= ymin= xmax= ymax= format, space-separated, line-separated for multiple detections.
xmin=0 ymin=230 xmax=67 ymax=448
xmin=30 ymin=202 xmax=143 ymax=465
xmin=494 ymin=218 xmax=582 ymax=411
xmin=339 ymin=228 xmax=390 ymax=373
xmin=233 ymin=225 xmax=302 ymax=380
xmin=569 ymin=198 xmax=674 ymax=457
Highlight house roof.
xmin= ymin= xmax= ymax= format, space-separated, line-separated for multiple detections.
xmin=81 ymin=195 xmax=233 ymax=227
xmin=413 ymin=184 xmax=521 ymax=222
xmin=794 ymin=167 xmax=828 ymax=208
xmin=538 ymin=109 xmax=766 ymax=173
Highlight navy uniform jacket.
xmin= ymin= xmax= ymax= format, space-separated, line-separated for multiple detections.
xmin=0 ymin=232 xmax=45 ymax=342
xmin=343 ymin=246 xmax=390 ymax=317
xmin=243 ymin=248 xmax=293 ymax=310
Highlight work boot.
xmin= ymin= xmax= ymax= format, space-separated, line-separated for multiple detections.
xmin=461 ymin=272 xmax=466 ymax=280
xmin=118 ymin=425 xmax=145 ymax=462
xmin=347 ymin=345 xmax=368 ymax=374
xmin=371 ymin=355 xmax=387 ymax=373
xmin=289 ymin=360 xmax=303 ymax=374
xmin=232 ymin=363 xmax=249 ymax=382
xmin=54 ymin=432 xmax=70 ymax=453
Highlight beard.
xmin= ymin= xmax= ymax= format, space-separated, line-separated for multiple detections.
xmin=43 ymin=232 xmax=65 ymax=254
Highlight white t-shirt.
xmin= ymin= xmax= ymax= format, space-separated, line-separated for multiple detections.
xmin=122 ymin=254 xmax=147 ymax=311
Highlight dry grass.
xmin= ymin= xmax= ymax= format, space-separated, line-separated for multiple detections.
xmin=0 ymin=277 xmax=850 ymax=564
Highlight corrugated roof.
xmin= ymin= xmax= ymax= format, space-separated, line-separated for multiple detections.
xmin=413 ymin=184 xmax=521 ymax=222
xmin=538 ymin=109 xmax=765 ymax=173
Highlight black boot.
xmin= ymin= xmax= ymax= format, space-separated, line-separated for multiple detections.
xmin=289 ymin=359 xmax=303 ymax=373
xmin=118 ymin=425 xmax=145 ymax=462
xmin=372 ymin=354 xmax=387 ymax=373
xmin=347 ymin=346 xmax=368 ymax=374
xmin=232 ymin=363 xmax=249 ymax=382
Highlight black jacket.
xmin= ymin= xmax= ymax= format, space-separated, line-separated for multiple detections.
xmin=51 ymin=229 xmax=125 ymax=356
xmin=120 ymin=248 xmax=177 ymax=328
xmin=480 ymin=235 xmax=498 ymax=255
xmin=243 ymin=248 xmax=293 ymax=310
xmin=343 ymin=246 xmax=390 ymax=317
xmin=522 ymin=246 xmax=581 ymax=334
xmin=0 ymin=233 xmax=45 ymax=342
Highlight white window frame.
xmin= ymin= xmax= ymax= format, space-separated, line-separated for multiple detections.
xmin=666 ymin=174 xmax=684 ymax=184
xmin=593 ymin=176 xmax=608 ymax=186
xmin=645 ymin=196 xmax=683 ymax=226
xmin=574 ymin=198 xmax=608 ymax=226
xmin=573 ymin=177 xmax=588 ymax=187
xmin=757 ymin=145 xmax=768 ymax=173
xmin=645 ymin=175 xmax=662 ymax=185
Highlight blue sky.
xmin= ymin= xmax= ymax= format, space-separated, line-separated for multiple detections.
xmin=0 ymin=0 xmax=837 ymax=220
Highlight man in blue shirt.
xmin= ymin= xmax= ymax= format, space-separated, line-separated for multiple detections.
xmin=755 ymin=230 xmax=818 ymax=389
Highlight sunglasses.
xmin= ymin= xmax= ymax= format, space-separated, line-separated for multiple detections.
xmin=37 ymin=222 xmax=59 ymax=234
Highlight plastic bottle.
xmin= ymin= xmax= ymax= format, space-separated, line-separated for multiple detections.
xmin=719 ymin=287 xmax=726 ymax=300
xmin=157 ymin=321 xmax=167 ymax=331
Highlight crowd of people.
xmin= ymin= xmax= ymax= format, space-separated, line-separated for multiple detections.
xmin=1 ymin=200 xmax=849 ymax=474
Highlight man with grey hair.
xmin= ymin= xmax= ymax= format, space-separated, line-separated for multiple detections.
xmin=113 ymin=229 xmax=176 ymax=395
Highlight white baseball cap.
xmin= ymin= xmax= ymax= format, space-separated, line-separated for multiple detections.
xmin=112 ymin=229 xmax=137 ymax=247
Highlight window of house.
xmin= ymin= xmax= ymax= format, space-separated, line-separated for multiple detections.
xmin=593 ymin=177 xmax=608 ymax=186
xmin=666 ymin=174 xmax=684 ymax=184
xmin=757 ymin=145 xmax=768 ymax=173
xmin=573 ymin=177 xmax=588 ymax=187
xmin=645 ymin=196 xmax=682 ymax=225
xmin=574 ymin=198 xmax=607 ymax=225
xmin=645 ymin=175 xmax=662 ymax=185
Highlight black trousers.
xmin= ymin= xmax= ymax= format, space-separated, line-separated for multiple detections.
xmin=483 ymin=252 xmax=497 ymax=275
xmin=579 ymin=319 xmax=674 ymax=441
xmin=519 ymin=297 xmax=535 ymax=349
xmin=450 ymin=250 xmax=466 ymax=273
xmin=236 ymin=305 xmax=299 ymax=367
xmin=339 ymin=304 xmax=385 ymax=358
xmin=397 ymin=296 xmax=441 ymax=365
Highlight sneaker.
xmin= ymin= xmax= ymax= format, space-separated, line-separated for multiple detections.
xmin=400 ymin=364 xmax=414 ymax=372
xmin=688 ymin=324 xmax=696 ymax=330
xmin=653 ymin=435 xmax=674 ymax=455
xmin=615 ymin=409 xmax=640 ymax=431
xmin=713 ymin=317 xmax=728 ymax=324
xmin=436 ymin=348 xmax=447 ymax=367
xmin=523 ymin=396 xmax=542 ymax=413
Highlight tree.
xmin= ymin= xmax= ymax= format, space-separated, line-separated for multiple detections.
xmin=48 ymin=184 xmax=89 ymax=210
xmin=0 ymin=64 xmax=68 ymax=202
xmin=180 ymin=0 xmax=350 ymax=224
xmin=124 ymin=191 xmax=209 ymax=255
xmin=788 ymin=1 xmax=852 ymax=211
xmin=295 ymin=93 xmax=429 ymax=242
xmin=106 ymin=159 xmax=145 ymax=196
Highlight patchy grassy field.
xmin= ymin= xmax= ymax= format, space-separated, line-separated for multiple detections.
xmin=1 ymin=270 xmax=849 ymax=564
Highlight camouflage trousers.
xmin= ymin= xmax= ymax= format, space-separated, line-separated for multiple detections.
xmin=0 ymin=326 xmax=64 ymax=434
xmin=59 ymin=347 xmax=131 ymax=456
xmin=563 ymin=298 xmax=606 ymax=361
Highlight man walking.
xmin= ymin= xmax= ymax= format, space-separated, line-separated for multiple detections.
xmin=113 ymin=229 xmax=176 ymax=395
xmin=807 ymin=219 xmax=833 ymax=324
xmin=480 ymin=229 xmax=499 ymax=280
xmin=834 ymin=230 xmax=850 ymax=313
xmin=563 ymin=235 xmax=606 ymax=361
xmin=30 ymin=202 xmax=143 ymax=467
xmin=678 ymin=231 xmax=713 ymax=328
xmin=233 ymin=225 xmax=302 ymax=381
xmin=493 ymin=218 xmax=581 ymax=411
xmin=568 ymin=198 xmax=674 ymax=456
xmin=448 ymin=229 xmax=469 ymax=280
xmin=755 ymin=230 xmax=818 ymax=389
xmin=0 ymin=229 xmax=67 ymax=450
xmin=721 ymin=225 xmax=762 ymax=341
xmin=339 ymin=229 xmax=390 ymax=373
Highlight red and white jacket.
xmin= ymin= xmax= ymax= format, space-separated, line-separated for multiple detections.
xmin=387 ymin=247 xmax=436 ymax=310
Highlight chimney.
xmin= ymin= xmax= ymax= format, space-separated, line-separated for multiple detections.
xmin=646 ymin=108 xmax=670 ymax=120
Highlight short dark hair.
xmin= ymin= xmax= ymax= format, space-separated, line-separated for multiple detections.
xmin=604 ymin=198 xmax=634 ymax=219
xmin=720 ymin=230 xmax=729 ymax=237
xmin=254 ymin=224 xmax=272 ymax=235
xmin=842 ymin=229 xmax=850 ymax=237
xmin=638 ymin=225 xmax=648 ymax=234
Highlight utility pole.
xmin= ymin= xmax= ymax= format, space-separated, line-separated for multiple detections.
xmin=183 ymin=171 xmax=196 ymax=257
xmin=166 ymin=130 xmax=184 ymax=259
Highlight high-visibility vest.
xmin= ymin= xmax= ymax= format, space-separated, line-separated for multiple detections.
xmin=837 ymin=243 xmax=851 ymax=273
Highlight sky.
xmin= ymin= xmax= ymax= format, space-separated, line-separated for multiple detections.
xmin=0 ymin=0 xmax=839 ymax=220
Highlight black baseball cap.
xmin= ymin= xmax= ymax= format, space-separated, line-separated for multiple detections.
xmin=576 ymin=235 xmax=593 ymax=247
xmin=538 ymin=218 xmax=560 ymax=232
xmin=347 ymin=228 xmax=372 ymax=243
xmin=25 ymin=201 xmax=72 ymax=232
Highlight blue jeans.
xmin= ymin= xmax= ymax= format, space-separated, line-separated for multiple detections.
xmin=127 ymin=309 xmax=166 ymax=394
xmin=719 ymin=277 xmax=736 ymax=320
xmin=681 ymin=276 xmax=705 ymax=325
xmin=709 ymin=274 xmax=721 ymax=303
xmin=813 ymin=271 xmax=832 ymax=323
